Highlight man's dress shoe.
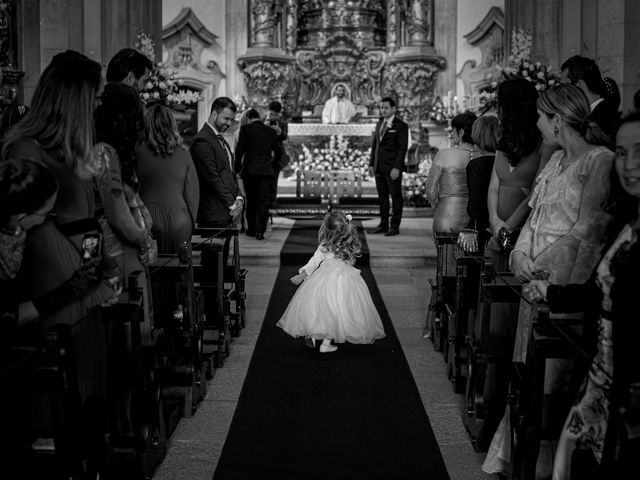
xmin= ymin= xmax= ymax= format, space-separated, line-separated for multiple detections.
xmin=367 ymin=226 xmax=388 ymax=234
xmin=255 ymin=233 xmax=264 ymax=240
xmin=384 ymin=229 xmax=399 ymax=236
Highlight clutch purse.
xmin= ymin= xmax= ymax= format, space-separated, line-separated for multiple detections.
xmin=497 ymin=227 xmax=521 ymax=253
xmin=457 ymin=228 xmax=479 ymax=253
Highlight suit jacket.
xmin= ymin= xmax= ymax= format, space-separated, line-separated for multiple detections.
xmin=370 ymin=116 xmax=409 ymax=174
xmin=191 ymin=123 xmax=240 ymax=225
xmin=591 ymin=98 xmax=620 ymax=140
xmin=234 ymin=121 xmax=282 ymax=177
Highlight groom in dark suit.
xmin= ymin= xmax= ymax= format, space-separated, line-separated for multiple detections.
xmin=235 ymin=109 xmax=282 ymax=240
xmin=368 ymin=97 xmax=409 ymax=236
xmin=191 ymin=96 xmax=244 ymax=261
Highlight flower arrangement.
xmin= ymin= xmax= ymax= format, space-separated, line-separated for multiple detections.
xmin=466 ymin=28 xmax=559 ymax=112
xmin=428 ymin=96 xmax=449 ymax=125
xmin=290 ymin=134 xmax=372 ymax=180
xmin=402 ymin=151 xmax=434 ymax=207
xmin=135 ymin=31 xmax=202 ymax=107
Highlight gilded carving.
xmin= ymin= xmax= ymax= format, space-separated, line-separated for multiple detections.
xmin=252 ymin=0 xmax=278 ymax=47
xmin=237 ymin=59 xmax=296 ymax=107
xmin=404 ymin=0 xmax=432 ymax=46
xmin=285 ymin=0 xmax=298 ymax=53
xmin=387 ymin=0 xmax=397 ymax=52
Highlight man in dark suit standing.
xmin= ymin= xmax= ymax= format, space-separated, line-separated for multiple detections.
xmin=367 ymin=97 xmax=409 ymax=236
xmin=264 ymin=100 xmax=288 ymax=208
xmin=235 ymin=109 xmax=282 ymax=240
xmin=191 ymin=97 xmax=244 ymax=260
xmin=560 ymin=55 xmax=620 ymax=140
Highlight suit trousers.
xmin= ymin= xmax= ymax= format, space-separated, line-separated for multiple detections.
xmin=244 ymin=174 xmax=273 ymax=235
xmin=271 ymin=166 xmax=281 ymax=207
xmin=374 ymin=172 xmax=403 ymax=229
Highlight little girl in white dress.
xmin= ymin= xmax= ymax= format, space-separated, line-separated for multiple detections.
xmin=277 ymin=211 xmax=386 ymax=353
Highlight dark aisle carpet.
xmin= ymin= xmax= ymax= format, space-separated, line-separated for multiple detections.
xmin=213 ymin=220 xmax=449 ymax=480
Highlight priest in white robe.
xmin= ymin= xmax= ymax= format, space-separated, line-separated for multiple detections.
xmin=321 ymin=85 xmax=356 ymax=124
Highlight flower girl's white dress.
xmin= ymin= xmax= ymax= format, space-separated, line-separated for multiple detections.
xmin=277 ymin=246 xmax=386 ymax=344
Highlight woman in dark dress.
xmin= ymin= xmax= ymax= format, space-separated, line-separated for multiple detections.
xmin=136 ymin=102 xmax=199 ymax=254
xmin=466 ymin=115 xmax=500 ymax=253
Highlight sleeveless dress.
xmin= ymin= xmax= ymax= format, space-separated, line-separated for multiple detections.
xmin=277 ymin=247 xmax=386 ymax=344
xmin=426 ymin=164 xmax=469 ymax=233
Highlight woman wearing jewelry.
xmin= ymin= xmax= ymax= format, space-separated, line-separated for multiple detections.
xmin=425 ymin=111 xmax=478 ymax=233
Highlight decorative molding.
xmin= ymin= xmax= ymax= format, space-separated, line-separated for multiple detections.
xmin=237 ymin=58 xmax=296 ymax=107
xmin=457 ymin=6 xmax=505 ymax=98
xmin=162 ymin=7 xmax=218 ymax=46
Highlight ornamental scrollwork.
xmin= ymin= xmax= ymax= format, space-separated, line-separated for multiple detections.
xmin=237 ymin=59 xmax=296 ymax=107
xmin=384 ymin=62 xmax=439 ymax=107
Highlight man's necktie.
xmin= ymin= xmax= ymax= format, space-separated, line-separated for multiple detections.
xmin=216 ymin=134 xmax=233 ymax=168
xmin=379 ymin=121 xmax=388 ymax=140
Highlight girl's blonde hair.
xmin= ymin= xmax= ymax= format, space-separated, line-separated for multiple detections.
xmin=318 ymin=211 xmax=361 ymax=264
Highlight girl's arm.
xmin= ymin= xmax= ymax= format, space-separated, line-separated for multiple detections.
xmin=299 ymin=246 xmax=326 ymax=276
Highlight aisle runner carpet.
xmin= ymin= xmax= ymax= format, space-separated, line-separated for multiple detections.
xmin=213 ymin=220 xmax=449 ymax=480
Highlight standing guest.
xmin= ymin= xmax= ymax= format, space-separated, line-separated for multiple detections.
xmin=2 ymin=55 xmax=118 ymax=412
xmin=322 ymin=84 xmax=356 ymax=124
xmin=106 ymin=47 xmax=153 ymax=92
xmin=191 ymin=97 xmax=244 ymax=262
xmin=367 ymin=97 xmax=409 ymax=236
xmin=137 ymin=103 xmax=199 ymax=253
xmin=560 ymin=55 xmax=620 ymax=140
xmin=425 ymin=111 xmax=478 ymax=234
xmin=264 ymin=100 xmax=288 ymax=208
xmin=466 ymin=115 xmax=500 ymax=253
xmin=484 ymin=83 xmax=615 ymax=476
xmin=234 ymin=109 xmax=281 ymax=240
xmin=523 ymin=113 xmax=640 ymax=480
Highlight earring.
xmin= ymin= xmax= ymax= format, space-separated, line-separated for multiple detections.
xmin=553 ymin=126 xmax=559 ymax=138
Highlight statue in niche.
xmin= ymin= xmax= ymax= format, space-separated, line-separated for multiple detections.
xmin=321 ymin=84 xmax=356 ymax=124
xmin=404 ymin=0 xmax=431 ymax=45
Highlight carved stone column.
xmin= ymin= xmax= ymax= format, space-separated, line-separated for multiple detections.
xmin=387 ymin=0 xmax=398 ymax=53
xmin=251 ymin=0 xmax=278 ymax=48
xmin=285 ymin=0 xmax=298 ymax=54
xmin=405 ymin=0 xmax=432 ymax=46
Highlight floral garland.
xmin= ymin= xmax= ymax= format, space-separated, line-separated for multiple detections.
xmin=135 ymin=31 xmax=202 ymax=106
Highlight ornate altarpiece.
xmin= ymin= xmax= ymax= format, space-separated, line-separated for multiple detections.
xmin=0 ymin=0 xmax=25 ymax=121
xmin=238 ymin=0 xmax=446 ymax=128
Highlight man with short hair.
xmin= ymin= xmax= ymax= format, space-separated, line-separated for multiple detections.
xmin=367 ymin=97 xmax=408 ymax=236
xmin=235 ymin=109 xmax=282 ymax=240
xmin=106 ymin=48 xmax=153 ymax=92
xmin=560 ymin=55 xmax=620 ymax=139
xmin=322 ymin=85 xmax=356 ymax=124
xmin=264 ymin=100 xmax=288 ymax=207
xmin=191 ymin=97 xmax=245 ymax=260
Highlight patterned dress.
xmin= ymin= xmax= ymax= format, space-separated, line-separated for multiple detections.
xmin=553 ymin=224 xmax=637 ymax=479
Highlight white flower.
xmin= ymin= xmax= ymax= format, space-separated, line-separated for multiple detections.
xmin=145 ymin=81 xmax=154 ymax=90
xmin=345 ymin=214 xmax=353 ymax=222
xmin=142 ymin=92 xmax=150 ymax=100
xmin=153 ymin=92 xmax=160 ymax=99
xmin=159 ymin=81 xmax=166 ymax=89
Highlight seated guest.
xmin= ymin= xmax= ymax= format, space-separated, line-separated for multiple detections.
xmin=136 ymin=102 xmax=199 ymax=254
xmin=484 ymin=83 xmax=614 ymax=476
xmin=466 ymin=115 xmax=500 ymax=253
xmin=523 ymin=113 xmax=640 ymax=480
xmin=560 ymin=55 xmax=620 ymax=140
xmin=322 ymin=84 xmax=356 ymax=124
xmin=425 ymin=111 xmax=477 ymax=234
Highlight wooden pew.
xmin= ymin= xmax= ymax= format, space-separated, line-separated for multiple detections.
xmin=149 ymin=243 xmax=207 ymax=420
xmin=445 ymin=246 xmax=484 ymax=394
xmin=463 ymin=264 xmax=522 ymax=452
xmin=1 ymin=322 xmax=95 ymax=478
xmin=426 ymin=232 xmax=458 ymax=355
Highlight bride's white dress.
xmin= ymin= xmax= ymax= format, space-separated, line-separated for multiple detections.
xmin=277 ymin=246 xmax=386 ymax=344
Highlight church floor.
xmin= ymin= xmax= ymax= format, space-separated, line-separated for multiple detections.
xmin=152 ymin=217 xmax=494 ymax=480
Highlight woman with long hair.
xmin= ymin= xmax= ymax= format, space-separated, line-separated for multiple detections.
xmin=136 ymin=102 xmax=199 ymax=254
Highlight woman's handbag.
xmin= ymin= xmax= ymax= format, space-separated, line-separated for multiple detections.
xmin=497 ymin=227 xmax=521 ymax=253
xmin=457 ymin=220 xmax=479 ymax=253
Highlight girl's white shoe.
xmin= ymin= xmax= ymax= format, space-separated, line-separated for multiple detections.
xmin=319 ymin=342 xmax=337 ymax=353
